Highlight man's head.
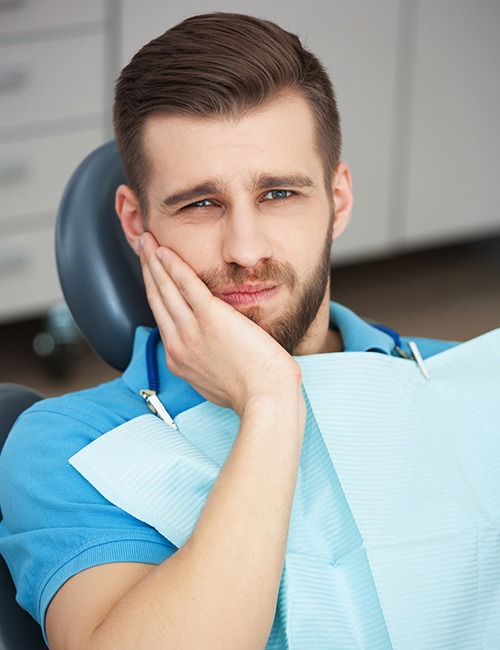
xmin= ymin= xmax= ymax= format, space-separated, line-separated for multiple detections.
xmin=113 ymin=12 xmax=342 ymax=218
xmin=115 ymin=13 xmax=353 ymax=355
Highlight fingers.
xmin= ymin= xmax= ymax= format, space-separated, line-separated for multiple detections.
xmin=141 ymin=234 xmax=215 ymax=309
xmin=153 ymin=246 xmax=218 ymax=319
xmin=140 ymin=232 xmax=231 ymax=345
xmin=139 ymin=233 xmax=195 ymax=335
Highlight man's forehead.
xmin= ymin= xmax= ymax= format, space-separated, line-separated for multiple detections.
xmin=140 ymin=92 xmax=325 ymax=196
xmin=143 ymin=90 xmax=316 ymax=144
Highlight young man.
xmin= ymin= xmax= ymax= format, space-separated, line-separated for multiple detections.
xmin=1 ymin=12 xmax=499 ymax=650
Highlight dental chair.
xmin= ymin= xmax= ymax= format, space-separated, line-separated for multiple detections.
xmin=0 ymin=140 xmax=153 ymax=649
xmin=56 ymin=140 xmax=155 ymax=370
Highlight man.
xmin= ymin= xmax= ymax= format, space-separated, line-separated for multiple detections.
xmin=1 ymin=12 xmax=499 ymax=650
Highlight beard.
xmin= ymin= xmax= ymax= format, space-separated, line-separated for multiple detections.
xmin=199 ymin=220 xmax=333 ymax=355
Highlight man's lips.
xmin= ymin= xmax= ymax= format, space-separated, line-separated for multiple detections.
xmin=215 ymin=284 xmax=279 ymax=307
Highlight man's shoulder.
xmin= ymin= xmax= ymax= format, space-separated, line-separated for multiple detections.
xmin=1 ymin=377 xmax=146 ymax=475
xmin=24 ymin=377 xmax=138 ymax=423
xmin=0 ymin=377 xmax=149 ymax=548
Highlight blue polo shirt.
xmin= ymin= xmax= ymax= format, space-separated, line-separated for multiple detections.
xmin=0 ymin=302 xmax=455 ymax=636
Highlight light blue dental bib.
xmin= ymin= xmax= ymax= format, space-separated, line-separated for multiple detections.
xmin=70 ymin=329 xmax=500 ymax=649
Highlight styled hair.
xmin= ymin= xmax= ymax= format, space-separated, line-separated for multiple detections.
xmin=113 ymin=12 xmax=342 ymax=214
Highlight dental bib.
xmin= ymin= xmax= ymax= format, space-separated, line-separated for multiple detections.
xmin=70 ymin=329 xmax=500 ymax=649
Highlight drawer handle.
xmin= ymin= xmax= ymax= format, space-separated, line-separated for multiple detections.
xmin=0 ymin=246 xmax=27 ymax=272
xmin=0 ymin=62 xmax=29 ymax=91
xmin=0 ymin=158 xmax=29 ymax=182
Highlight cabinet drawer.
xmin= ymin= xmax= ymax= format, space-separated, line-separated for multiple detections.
xmin=0 ymin=225 xmax=62 ymax=322
xmin=0 ymin=0 xmax=105 ymax=35
xmin=0 ymin=32 xmax=105 ymax=131
xmin=0 ymin=128 xmax=106 ymax=224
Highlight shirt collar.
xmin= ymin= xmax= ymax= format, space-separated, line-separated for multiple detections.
xmin=122 ymin=302 xmax=397 ymax=411
xmin=329 ymin=302 xmax=396 ymax=354
xmin=122 ymin=326 xmax=205 ymax=418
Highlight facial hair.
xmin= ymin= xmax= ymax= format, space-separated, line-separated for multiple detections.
xmin=200 ymin=219 xmax=333 ymax=355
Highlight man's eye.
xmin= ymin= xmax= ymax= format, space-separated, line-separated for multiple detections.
xmin=262 ymin=190 xmax=293 ymax=201
xmin=183 ymin=199 xmax=214 ymax=209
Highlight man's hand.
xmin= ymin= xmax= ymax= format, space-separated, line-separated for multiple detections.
xmin=139 ymin=232 xmax=302 ymax=415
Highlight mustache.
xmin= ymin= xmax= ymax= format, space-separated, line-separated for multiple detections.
xmin=199 ymin=259 xmax=298 ymax=292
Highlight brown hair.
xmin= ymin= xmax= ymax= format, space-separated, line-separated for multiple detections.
xmin=113 ymin=12 xmax=342 ymax=214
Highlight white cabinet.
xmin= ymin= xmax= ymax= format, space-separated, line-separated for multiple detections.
xmin=0 ymin=0 xmax=110 ymax=323
xmin=2 ymin=1 xmax=498 ymax=324
xmin=0 ymin=32 xmax=105 ymax=131
xmin=120 ymin=0 xmax=500 ymax=262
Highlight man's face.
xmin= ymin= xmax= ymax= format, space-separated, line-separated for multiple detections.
xmin=138 ymin=92 xmax=351 ymax=354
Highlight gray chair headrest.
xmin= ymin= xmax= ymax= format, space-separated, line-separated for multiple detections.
xmin=56 ymin=141 xmax=155 ymax=372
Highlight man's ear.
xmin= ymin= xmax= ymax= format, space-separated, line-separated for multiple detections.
xmin=330 ymin=162 xmax=353 ymax=241
xmin=115 ymin=184 xmax=145 ymax=255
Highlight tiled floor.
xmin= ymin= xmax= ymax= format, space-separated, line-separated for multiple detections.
xmin=1 ymin=236 xmax=499 ymax=398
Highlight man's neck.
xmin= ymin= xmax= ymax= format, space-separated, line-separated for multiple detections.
xmin=294 ymin=294 xmax=343 ymax=356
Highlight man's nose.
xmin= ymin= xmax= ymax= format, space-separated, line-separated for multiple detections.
xmin=221 ymin=209 xmax=273 ymax=268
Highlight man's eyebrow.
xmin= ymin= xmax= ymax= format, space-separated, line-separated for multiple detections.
xmin=161 ymin=174 xmax=316 ymax=209
xmin=252 ymin=173 xmax=316 ymax=190
xmin=162 ymin=181 xmax=226 ymax=208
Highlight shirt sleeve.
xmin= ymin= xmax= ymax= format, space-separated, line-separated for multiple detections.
xmin=0 ymin=401 xmax=177 ymax=639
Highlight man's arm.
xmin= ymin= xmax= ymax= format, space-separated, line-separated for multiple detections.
xmin=45 ymin=234 xmax=305 ymax=650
